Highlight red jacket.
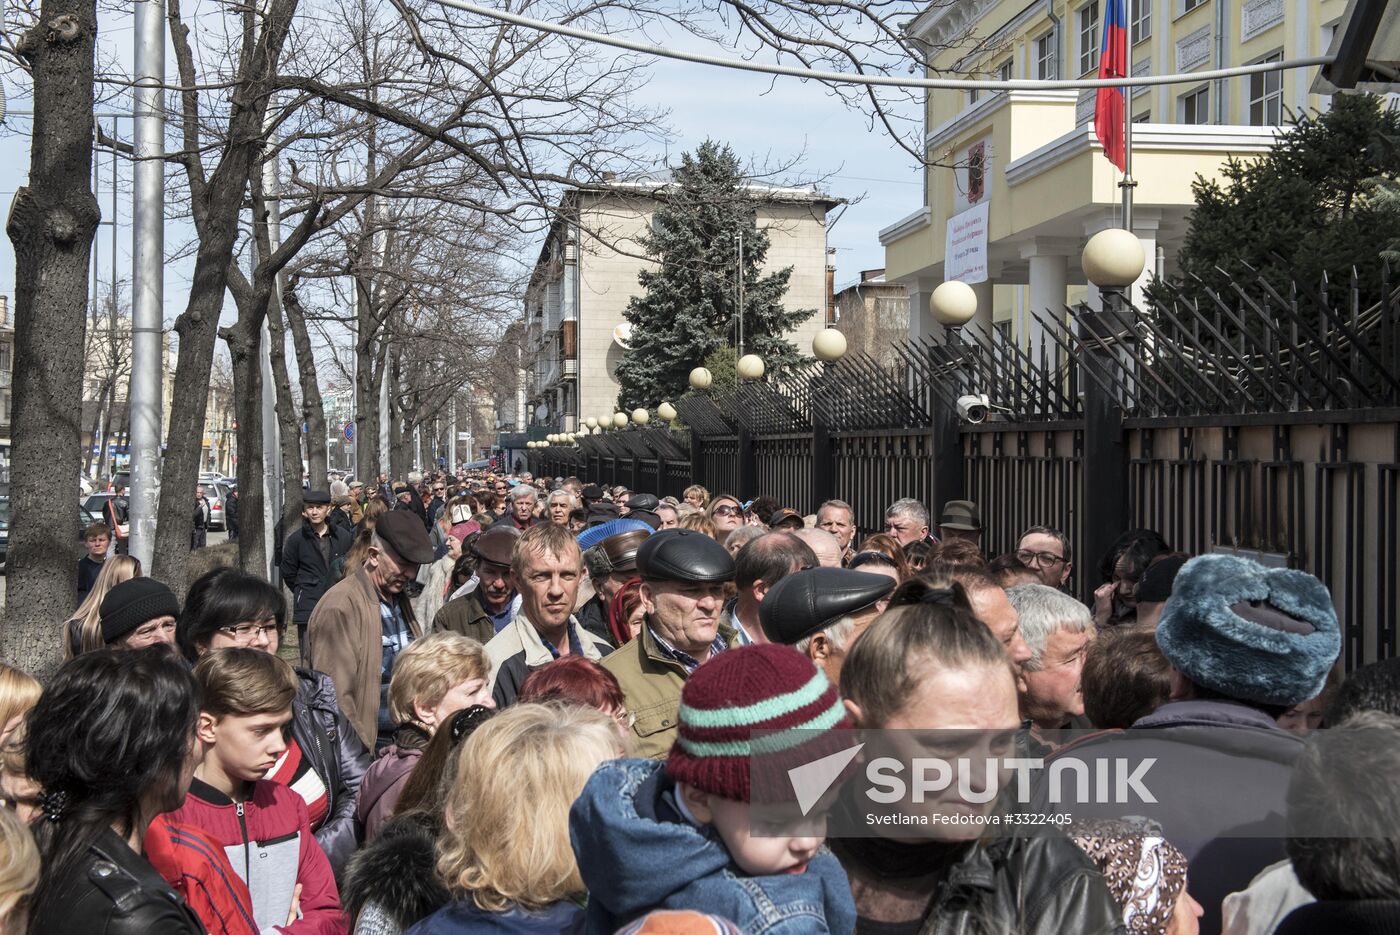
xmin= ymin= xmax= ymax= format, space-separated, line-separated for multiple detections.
xmin=146 ymin=816 xmax=260 ymax=935
xmin=164 ymin=777 xmax=346 ymax=935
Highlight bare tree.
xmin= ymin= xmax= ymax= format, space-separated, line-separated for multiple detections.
xmin=82 ymin=284 xmax=133 ymax=479
xmin=2 ymin=0 xmax=101 ymax=674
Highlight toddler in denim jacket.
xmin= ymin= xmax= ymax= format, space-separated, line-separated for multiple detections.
xmin=570 ymin=644 xmax=856 ymax=934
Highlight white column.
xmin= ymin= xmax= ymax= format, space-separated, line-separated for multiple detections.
xmin=906 ymin=278 xmax=937 ymax=342
xmin=968 ymin=278 xmax=994 ymax=344
xmin=1027 ymin=252 xmax=1069 ymax=359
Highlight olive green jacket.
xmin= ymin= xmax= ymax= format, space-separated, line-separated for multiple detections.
xmin=431 ymin=589 xmax=497 ymax=645
xmin=601 ymin=620 xmax=738 ymax=760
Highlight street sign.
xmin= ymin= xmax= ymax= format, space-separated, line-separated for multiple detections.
xmin=343 ymin=422 xmax=355 ymax=442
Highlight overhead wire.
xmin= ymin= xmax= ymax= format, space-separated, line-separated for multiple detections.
xmin=416 ymin=0 xmax=1334 ymax=92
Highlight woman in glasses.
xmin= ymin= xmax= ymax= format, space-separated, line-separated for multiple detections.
xmin=176 ymin=566 xmax=370 ymax=876
xmin=704 ymin=494 xmax=745 ymax=544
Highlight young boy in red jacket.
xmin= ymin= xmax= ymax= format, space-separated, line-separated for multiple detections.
xmin=164 ymin=647 xmax=346 ymax=935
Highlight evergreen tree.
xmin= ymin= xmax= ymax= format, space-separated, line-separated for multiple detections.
xmin=1159 ymin=94 xmax=1400 ymax=308
xmin=614 ymin=141 xmax=816 ymax=409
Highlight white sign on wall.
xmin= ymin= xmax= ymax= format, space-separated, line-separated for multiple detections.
xmin=945 ymin=202 xmax=990 ymax=284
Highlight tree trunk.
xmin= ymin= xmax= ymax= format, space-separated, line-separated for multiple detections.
xmin=353 ymin=278 xmax=382 ymax=482
xmin=284 ymin=282 xmax=328 ymax=487
xmin=267 ymin=287 xmax=304 ymax=534
xmin=82 ymin=379 xmax=108 ymax=478
xmin=228 ymin=330 xmax=267 ymax=578
xmin=2 ymin=0 xmax=101 ymax=678
xmin=151 ymin=0 xmax=298 ymax=588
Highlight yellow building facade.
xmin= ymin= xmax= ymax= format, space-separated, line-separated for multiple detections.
xmin=881 ymin=0 xmax=1350 ymax=346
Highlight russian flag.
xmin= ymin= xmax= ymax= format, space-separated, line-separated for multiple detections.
xmin=1094 ymin=0 xmax=1128 ymax=170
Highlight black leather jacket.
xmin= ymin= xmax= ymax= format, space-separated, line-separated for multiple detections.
xmin=835 ymin=832 xmax=1126 ymax=935
xmin=280 ymin=523 xmax=352 ymax=625
xmin=292 ymin=666 xmax=371 ymax=877
xmin=32 ymin=827 xmax=204 ymax=935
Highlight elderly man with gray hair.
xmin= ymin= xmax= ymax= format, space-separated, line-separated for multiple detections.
xmin=507 ymin=482 xmax=539 ymax=531
xmin=883 ymin=497 xmax=931 ymax=547
xmin=1007 ymin=583 xmax=1096 ymax=743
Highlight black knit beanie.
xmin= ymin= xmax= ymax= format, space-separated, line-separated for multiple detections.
xmin=100 ymin=578 xmax=180 ymax=644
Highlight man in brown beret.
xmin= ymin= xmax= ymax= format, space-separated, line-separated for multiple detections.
xmin=306 ymin=510 xmax=435 ymax=749
xmin=431 ymin=525 xmax=521 ymax=643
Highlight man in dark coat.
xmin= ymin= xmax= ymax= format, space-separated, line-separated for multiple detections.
xmin=191 ymin=485 xmax=211 ymax=549
xmin=280 ymin=489 xmax=353 ymax=657
xmin=1036 ymin=554 xmax=1341 ymax=934
xmin=224 ymin=486 xmax=240 ymax=541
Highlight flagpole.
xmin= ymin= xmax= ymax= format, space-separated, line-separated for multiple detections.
xmin=1120 ymin=0 xmax=1136 ymax=232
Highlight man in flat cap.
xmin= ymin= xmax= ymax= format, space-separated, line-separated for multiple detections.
xmin=759 ymin=567 xmax=894 ymax=689
xmin=306 ymin=510 xmax=435 ymax=749
xmin=578 ymin=524 xmax=653 ymax=645
xmin=602 ymin=528 xmax=739 ymax=758
xmin=432 ymin=525 xmax=521 ymax=643
xmin=938 ymin=499 xmax=983 ymax=548
xmin=486 ymin=523 xmax=612 ymax=708
xmin=279 ymin=489 xmax=353 ymax=656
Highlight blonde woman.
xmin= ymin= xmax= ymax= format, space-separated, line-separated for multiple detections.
xmin=62 ymin=554 xmax=141 ymax=658
xmin=420 ymin=703 xmax=623 ymax=934
xmin=682 ymin=485 xmax=710 ymax=511
xmin=0 ymin=806 xmax=37 ymax=934
xmin=357 ymin=632 xmax=494 ymax=841
xmin=0 ymin=666 xmax=38 ymax=747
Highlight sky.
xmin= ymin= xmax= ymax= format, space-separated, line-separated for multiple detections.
xmin=0 ymin=6 xmax=927 ymax=338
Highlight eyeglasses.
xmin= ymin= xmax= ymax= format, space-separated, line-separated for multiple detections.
xmin=712 ymin=505 xmax=740 ymax=517
xmin=1015 ymin=549 xmax=1066 ymax=567
xmin=614 ymin=708 xmax=636 ymax=730
xmin=433 ymin=487 xmax=445 ymax=493
xmin=218 ymin=620 xmax=280 ymax=642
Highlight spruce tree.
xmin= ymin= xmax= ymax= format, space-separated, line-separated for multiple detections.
xmin=1159 ymin=93 xmax=1400 ymax=309
xmin=614 ymin=141 xmax=815 ymax=409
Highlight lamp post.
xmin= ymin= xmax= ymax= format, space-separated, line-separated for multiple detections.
xmin=808 ymin=329 xmax=848 ymax=505
xmin=688 ymin=367 xmax=713 ymax=391
xmin=1078 ymin=229 xmax=1146 ymax=603
xmin=927 ymin=280 xmax=980 ymax=515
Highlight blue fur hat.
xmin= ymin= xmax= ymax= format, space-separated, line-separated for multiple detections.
xmin=1156 ymin=554 xmax=1340 ymax=707
xmin=576 ymin=518 xmax=652 ymax=550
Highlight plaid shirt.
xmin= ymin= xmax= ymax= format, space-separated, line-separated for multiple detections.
xmin=648 ymin=626 xmax=727 ymax=674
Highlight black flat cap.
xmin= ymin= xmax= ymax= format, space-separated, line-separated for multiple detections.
xmin=581 ymin=484 xmax=606 ymax=500
xmin=760 ymin=567 xmax=896 ymax=645
xmin=377 ymin=511 xmax=436 ymax=565
xmin=637 ymin=528 xmax=734 ymax=583
xmin=626 ymin=493 xmax=660 ymax=512
xmin=627 ymin=509 xmax=662 ymax=531
xmin=303 ymin=489 xmax=332 ymax=505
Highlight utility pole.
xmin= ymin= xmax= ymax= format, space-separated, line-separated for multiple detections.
xmin=127 ymin=0 xmax=165 ymax=569
xmin=1120 ymin=0 xmax=1137 ymax=232
xmin=736 ymin=231 xmax=745 ymax=354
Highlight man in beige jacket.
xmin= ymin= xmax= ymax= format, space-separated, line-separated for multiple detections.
xmin=306 ymin=510 xmax=435 ymax=749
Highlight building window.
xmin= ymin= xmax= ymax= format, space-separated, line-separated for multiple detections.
xmin=994 ymin=320 xmax=1013 ymax=343
xmin=1249 ymin=52 xmax=1284 ymax=125
xmin=0 ymin=343 xmax=10 ymax=375
xmin=1180 ymin=85 xmax=1209 ymax=124
xmin=1132 ymin=0 xmax=1150 ymax=43
xmin=969 ymin=84 xmax=980 ymax=105
xmin=1182 ymin=0 xmax=1206 ymax=11
xmin=998 ymin=59 xmax=1013 ymax=82
xmin=1036 ymin=30 xmax=1058 ymax=80
xmin=1133 ymin=110 xmax=1151 ymax=122
xmin=1078 ymin=2 xmax=1100 ymax=75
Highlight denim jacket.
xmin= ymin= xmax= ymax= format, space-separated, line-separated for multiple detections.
xmin=569 ymin=758 xmax=855 ymax=935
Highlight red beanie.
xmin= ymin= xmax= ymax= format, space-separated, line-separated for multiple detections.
xmin=665 ymin=644 xmax=851 ymax=803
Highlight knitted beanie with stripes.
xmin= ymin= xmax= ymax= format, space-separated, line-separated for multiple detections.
xmin=665 ymin=643 xmax=852 ymax=803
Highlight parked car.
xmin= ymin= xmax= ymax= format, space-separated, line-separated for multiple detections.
xmin=82 ymin=493 xmax=130 ymax=539
xmin=0 ymin=500 xmax=99 ymax=573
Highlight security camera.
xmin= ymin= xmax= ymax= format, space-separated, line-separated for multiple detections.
xmin=956 ymin=393 xmax=991 ymax=423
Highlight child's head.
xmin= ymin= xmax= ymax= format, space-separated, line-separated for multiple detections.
xmin=438 ymin=702 xmax=623 ymax=912
xmin=666 ymin=644 xmax=853 ymax=876
xmin=388 ymin=633 xmax=492 ymax=733
xmin=193 ymin=648 xmax=298 ymax=783
xmin=83 ymin=523 xmax=111 ymax=560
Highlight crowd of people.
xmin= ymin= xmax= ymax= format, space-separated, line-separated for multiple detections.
xmin=0 ymin=468 xmax=1395 ymax=935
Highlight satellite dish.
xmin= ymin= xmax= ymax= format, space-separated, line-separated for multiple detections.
xmin=613 ymin=322 xmax=634 ymax=350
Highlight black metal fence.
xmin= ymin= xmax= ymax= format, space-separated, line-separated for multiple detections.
xmin=532 ymin=269 xmax=1400 ymax=668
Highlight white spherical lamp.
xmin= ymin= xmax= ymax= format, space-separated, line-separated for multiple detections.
xmin=930 ymin=280 xmax=978 ymax=327
xmin=632 ymin=408 xmax=651 ymax=425
xmin=1082 ymin=228 xmax=1146 ymax=288
xmin=689 ymin=367 xmax=713 ymax=391
xmin=657 ymin=401 xmax=678 ymax=422
xmin=736 ymin=354 xmax=765 ymax=380
xmin=812 ymin=328 xmax=848 ymax=362
xmin=585 ymin=416 xmax=597 ymax=429
xmin=597 ymin=414 xmax=613 ymax=429
xmin=613 ymin=412 xmax=629 ymax=429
